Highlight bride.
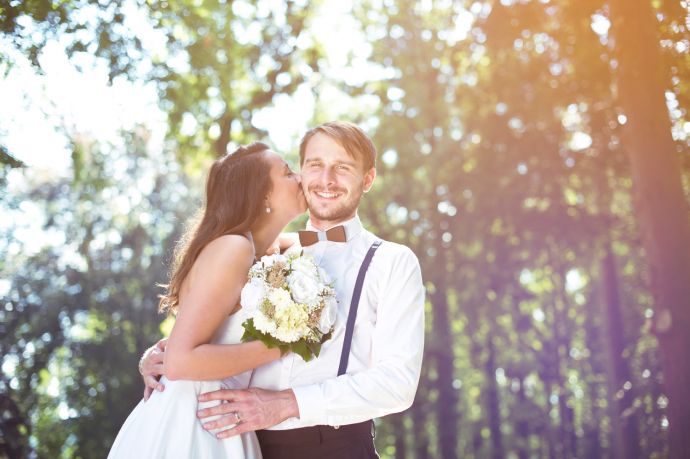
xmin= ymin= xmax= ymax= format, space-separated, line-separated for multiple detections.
xmin=108 ymin=142 xmax=306 ymax=458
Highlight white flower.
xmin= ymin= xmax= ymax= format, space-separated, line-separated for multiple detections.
xmin=268 ymin=287 xmax=292 ymax=310
xmin=260 ymin=253 xmax=287 ymax=269
xmin=248 ymin=262 xmax=264 ymax=279
xmin=240 ymin=252 xmax=338 ymax=359
xmin=273 ymin=326 xmax=301 ymax=343
xmin=240 ymin=277 xmax=265 ymax=311
xmin=273 ymin=302 xmax=309 ymax=343
xmin=287 ymin=270 xmax=320 ymax=305
xmin=253 ymin=311 xmax=277 ymax=334
xmin=318 ymin=296 xmax=338 ymax=333
xmin=291 ymin=256 xmax=318 ymax=279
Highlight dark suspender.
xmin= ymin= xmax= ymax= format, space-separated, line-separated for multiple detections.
xmin=337 ymin=240 xmax=382 ymax=376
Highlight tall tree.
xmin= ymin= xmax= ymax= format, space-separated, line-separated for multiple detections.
xmin=610 ymin=2 xmax=690 ymax=456
xmin=1 ymin=0 xmax=321 ymax=159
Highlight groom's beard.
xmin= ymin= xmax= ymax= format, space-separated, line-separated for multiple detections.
xmin=305 ymin=186 xmax=363 ymax=223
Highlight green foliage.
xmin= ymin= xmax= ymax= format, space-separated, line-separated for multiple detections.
xmin=241 ymin=318 xmax=331 ymax=363
xmin=143 ymin=0 xmax=321 ymax=160
xmin=353 ymin=0 xmax=685 ymax=458
xmin=1 ymin=0 xmax=322 ymax=164
xmin=1 ymin=128 xmax=193 ymax=457
xmin=2 ymin=0 xmax=688 ymax=457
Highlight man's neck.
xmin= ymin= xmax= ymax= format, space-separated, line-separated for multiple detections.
xmin=308 ymin=213 xmax=356 ymax=231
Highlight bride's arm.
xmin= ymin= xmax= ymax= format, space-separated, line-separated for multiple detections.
xmin=164 ymin=234 xmax=281 ymax=381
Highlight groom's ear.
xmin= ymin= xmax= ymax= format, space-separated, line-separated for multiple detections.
xmin=362 ymin=167 xmax=376 ymax=193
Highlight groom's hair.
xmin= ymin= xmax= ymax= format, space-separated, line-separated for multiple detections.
xmin=299 ymin=121 xmax=377 ymax=171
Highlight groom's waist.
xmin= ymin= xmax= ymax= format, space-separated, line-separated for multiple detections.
xmin=256 ymin=420 xmax=374 ymax=446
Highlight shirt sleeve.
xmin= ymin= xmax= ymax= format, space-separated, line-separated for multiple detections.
xmin=291 ymin=245 xmax=425 ymax=426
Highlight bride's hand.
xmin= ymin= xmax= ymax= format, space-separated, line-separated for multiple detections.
xmin=263 ymin=233 xmax=298 ymax=256
xmin=140 ymin=338 xmax=168 ymax=401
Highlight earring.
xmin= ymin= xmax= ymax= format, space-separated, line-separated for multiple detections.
xmin=265 ymin=207 xmax=272 ymax=213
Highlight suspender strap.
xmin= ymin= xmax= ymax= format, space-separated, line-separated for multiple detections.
xmin=338 ymin=240 xmax=382 ymax=376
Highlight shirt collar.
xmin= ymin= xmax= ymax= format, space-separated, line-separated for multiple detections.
xmin=305 ymin=214 xmax=363 ymax=242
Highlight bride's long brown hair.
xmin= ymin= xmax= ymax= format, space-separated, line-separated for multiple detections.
xmin=158 ymin=142 xmax=272 ymax=315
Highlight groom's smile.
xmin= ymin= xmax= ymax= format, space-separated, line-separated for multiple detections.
xmin=314 ymin=191 xmax=341 ymax=199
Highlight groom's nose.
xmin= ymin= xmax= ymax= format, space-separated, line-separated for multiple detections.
xmin=317 ymin=166 xmax=336 ymax=186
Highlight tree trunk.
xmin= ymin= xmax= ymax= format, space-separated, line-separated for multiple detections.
xmin=385 ymin=412 xmax=407 ymax=459
xmin=516 ymin=376 xmax=531 ymax=459
xmin=214 ymin=114 xmax=233 ymax=157
xmin=552 ymin=271 xmax=576 ymax=459
xmin=610 ymin=2 xmax=690 ymax=457
xmin=485 ymin=334 xmax=504 ymax=459
xmin=0 ymin=388 xmax=30 ymax=459
xmin=410 ymin=390 xmax=430 ymax=459
xmin=430 ymin=278 xmax=459 ymax=459
xmin=601 ymin=240 xmax=640 ymax=458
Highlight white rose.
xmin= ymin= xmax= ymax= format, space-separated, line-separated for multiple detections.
xmin=291 ymin=256 xmax=318 ymax=279
xmin=318 ymin=296 xmax=338 ymax=333
xmin=287 ymin=271 xmax=319 ymax=305
xmin=240 ymin=278 xmax=265 ymax=311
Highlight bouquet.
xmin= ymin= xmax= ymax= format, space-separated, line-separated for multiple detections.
xmin=239 ymin=252 xmax=337 ymax=361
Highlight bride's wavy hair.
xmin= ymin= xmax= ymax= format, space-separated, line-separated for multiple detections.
xmin=158 ymin=142 xmax=272 ymax=315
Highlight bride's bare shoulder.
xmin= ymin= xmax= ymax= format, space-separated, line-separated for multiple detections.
xmin=198 ymin=234 xmax=254 ymax=268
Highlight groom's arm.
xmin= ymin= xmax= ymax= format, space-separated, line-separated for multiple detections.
xmin=291 ymin=246 xmax=425 ymax=425
xmin=198 ymin=247 xmax=425 ymax=436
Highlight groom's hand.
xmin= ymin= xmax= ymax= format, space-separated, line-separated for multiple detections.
xmin=197 ymin=387 xmax=299 ymax=439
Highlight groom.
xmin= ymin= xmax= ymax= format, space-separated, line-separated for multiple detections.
xmin=141 ymin=121 xmax=425 ymax=458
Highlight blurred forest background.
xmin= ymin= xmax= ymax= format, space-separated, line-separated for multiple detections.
xmin=2 ymin=0 xmax=690 ymax=458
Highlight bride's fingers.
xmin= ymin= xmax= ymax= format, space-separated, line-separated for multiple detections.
xmin=142 ymin=355 xmax=164 ymax=378
xmin=156 ymin=338 xmax=168 ymax=351
xmin=143 ymin=386 xmax=153 ymax=401
xmin=144 ymin=374 xmax=165 ymax=392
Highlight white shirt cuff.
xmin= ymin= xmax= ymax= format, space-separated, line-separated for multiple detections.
xmin=292 ymin=383 xmax=326 ymax=425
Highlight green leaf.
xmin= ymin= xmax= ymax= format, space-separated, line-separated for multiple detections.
xmin=241 ymin=318 xmax=333 ymax=362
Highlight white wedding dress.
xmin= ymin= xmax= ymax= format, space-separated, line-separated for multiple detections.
xmin=108 ymin=312 xmax=262 ymax=459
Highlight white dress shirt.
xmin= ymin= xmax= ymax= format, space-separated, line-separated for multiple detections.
xmin=248 ymin=215 xmax=425 ymax=429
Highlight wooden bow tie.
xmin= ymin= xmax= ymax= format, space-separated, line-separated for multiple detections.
xmin=298 ymin=226 xmax=347 ymax=246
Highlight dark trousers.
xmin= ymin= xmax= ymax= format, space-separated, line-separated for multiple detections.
xmin=256 ymin=421 xmax=379 ymax=459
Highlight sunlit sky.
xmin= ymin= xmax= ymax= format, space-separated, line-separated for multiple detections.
xmin=0 ymin=0 xmax=392 ymax=178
